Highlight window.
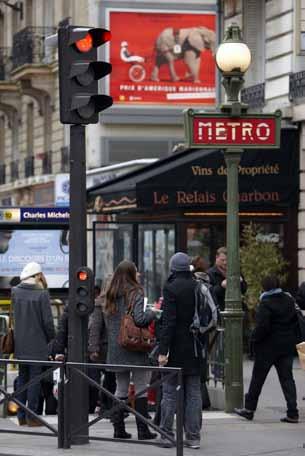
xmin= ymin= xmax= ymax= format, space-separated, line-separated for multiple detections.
xmin=243 ymin=0 xmax=265 ymax=86
xmin=0 ymin=116 xmax=5 ymax=162
xmin=26 ymin=103 xmax=34 ymax=156
xmin=26 ymin=0 xmax=33 ymax=26
xmin=297 ymin=0 xmax=305 ymax=54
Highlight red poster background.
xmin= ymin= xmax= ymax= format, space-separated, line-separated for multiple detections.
xmin=108 ymin=10 xmax=216 ymax=106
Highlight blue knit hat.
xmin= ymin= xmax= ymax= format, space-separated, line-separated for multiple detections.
xmin=169 ymin=252 xmax=191 ymax=272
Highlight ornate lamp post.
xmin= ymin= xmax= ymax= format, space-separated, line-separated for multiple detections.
xmin=215 ymin=24 xmax=251 ymax=412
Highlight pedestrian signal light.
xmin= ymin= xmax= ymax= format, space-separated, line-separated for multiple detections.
xmin=58 ymin=25 xmax=113 ymax=124
xmin=75 ymin=266 xmax=94 ymax=316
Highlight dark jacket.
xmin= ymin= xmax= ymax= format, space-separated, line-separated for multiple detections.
xmin=207 ymin=265 xmax=247 ymax=311
xmin=104 ymin=288 xmax=155 ymax=367
xmin=12 ymin=283 xmax=55 ymax=360
xmin=48 ymin=305 xmax=68 ymax=357
xmin=296 ymin=282 xmax=305 ymax=310
xmin=159 ymin=271 xmax=202 ymax=376
xmin=88 ymin=296 xmax=108 ymax=363
xmin=252 ymin=291 xmax=298 ymax=358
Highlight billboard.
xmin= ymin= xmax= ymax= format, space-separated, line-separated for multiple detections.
xmin=107 ymin=9 xmax=216 ymax=106
xmin=0 ymin=229 xmax=69 ymax=289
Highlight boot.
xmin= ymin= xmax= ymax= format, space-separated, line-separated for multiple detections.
xmin=111 ymin=398 xmax=132 ymax=439
xmin=135 ymin=397 xmax=157 ymax=440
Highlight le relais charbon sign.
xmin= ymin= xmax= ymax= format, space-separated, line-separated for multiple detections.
xmin=184 ymin=109 xmax=281 ymax=149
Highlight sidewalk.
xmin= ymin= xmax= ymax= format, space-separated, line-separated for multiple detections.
xmin=0 ymin=358 xmax=304 ymax=455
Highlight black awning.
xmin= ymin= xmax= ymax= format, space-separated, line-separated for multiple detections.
xmin=87 ymin=129 xmax=299 ymax=213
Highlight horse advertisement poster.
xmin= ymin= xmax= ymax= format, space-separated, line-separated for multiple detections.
xmin=106 ymin=9 xmax=216 ymax=106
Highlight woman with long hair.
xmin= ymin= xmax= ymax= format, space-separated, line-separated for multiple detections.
xmin=104 ymin=260 xmax=158 ymax=440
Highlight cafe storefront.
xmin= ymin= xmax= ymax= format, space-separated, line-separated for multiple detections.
xmin=87 ymin=129 xmax=299 ymax=304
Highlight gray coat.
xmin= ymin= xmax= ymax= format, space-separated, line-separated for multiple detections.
xmin=88 ymin=296 xmax=108 ymax=363
xmin=104 ymin=290 xmax=155 ymax=367
xmin=12 ymin=283 xmax=55 ymax=360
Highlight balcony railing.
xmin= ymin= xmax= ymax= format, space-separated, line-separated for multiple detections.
xmin=12 ymin=26 xmax=56 ymax=69
xmin=42 ymin=150 xmax=52 ymax=174
xmin=60 ymin=146 xmax=70 ymax=173
xmin=241 ymin=83 xmax=265 ymax=109
xmin=289 ymin=71 xmax=305 ymax=102
xmin=24 ymin=155 xmax=34 ymax=178
xmin=0 ymin=164 xmax=6 ymax=185
xmin=0 ymin=48 xmax=12 ymax=81
xmin=10 ymin=160 xmax=19 ymax=181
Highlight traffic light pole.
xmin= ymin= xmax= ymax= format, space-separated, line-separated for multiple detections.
xmin=68 ymin=124 xmax=89 ymax=444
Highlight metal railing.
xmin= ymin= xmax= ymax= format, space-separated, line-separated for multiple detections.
xmin=289 ymin=71 xmax=305 ymax=102
xmin=207 ymin=328 xmax=225 ymax=387
xmin=12 ymin=26 xmax=56 ymax=69
xmin=0 ymin=359 xmax=65 ymax=447
xmin=0 ymin=359 xmax=184 ymax=455
xmin=241 ymin=82 xmax=265 ymax=109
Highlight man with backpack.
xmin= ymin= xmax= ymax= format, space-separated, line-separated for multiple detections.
xmin=158 ymin=252 xmax=217 ymax=449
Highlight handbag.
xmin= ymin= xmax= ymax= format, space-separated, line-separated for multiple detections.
xmin=1 ymin=299 xmax=14 ymax=355
xmin=118 ymin=291 xmax=155 ymax=353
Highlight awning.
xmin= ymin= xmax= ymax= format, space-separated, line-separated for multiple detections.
xmin=87 ymin=129 xmax=299 ymax=213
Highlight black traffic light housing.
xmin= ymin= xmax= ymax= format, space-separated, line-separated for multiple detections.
xmin=58 ymin=26 xmax=113 ymax=124
xmin=75 ymin=266 xmax=94 ymax=316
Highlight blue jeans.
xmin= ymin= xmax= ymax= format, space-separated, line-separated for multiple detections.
xmin=17 ymin=365 xmax=42 ymax=420
xmin=160 ymin=374 xmax=202 ymax=442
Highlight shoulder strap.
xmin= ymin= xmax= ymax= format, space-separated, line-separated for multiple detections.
xmin=8 ymin=293 xmax=13 ymax=329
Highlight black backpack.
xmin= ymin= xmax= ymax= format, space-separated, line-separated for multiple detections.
xmin=190 ymin=281 xmax=218 ymax=357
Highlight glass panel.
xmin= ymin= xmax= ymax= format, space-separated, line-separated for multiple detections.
xmin=138 ymin=224 xmax=175 ymax=304
xmin=94 ymin=223 xmax=132 ymax=285
xmin=186 ymin=223 xmax=225 ymax=267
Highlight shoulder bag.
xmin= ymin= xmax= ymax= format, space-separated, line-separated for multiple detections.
xmin=118 ymin=291 xmax=155 ymax=353
xmin=1 ymin=298 xmax=14 ymax=355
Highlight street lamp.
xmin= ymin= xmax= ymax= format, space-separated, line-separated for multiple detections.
xmin=216 ymin=23 xmax=251 ymax=412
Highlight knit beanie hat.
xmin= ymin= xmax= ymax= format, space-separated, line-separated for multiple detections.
xmin=169 ymin=252 xmax=191 ymax=272
xmin=20 ymin=262 xmax=42 ymax=281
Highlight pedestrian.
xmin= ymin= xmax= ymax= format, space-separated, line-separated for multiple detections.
xmin=234 ymin=274 xmax=299 ymax=423
xmin=88 ymin=277 xmax=116 ymax=415
xmin=207 ymin=246 xmax=247 ymax=312
xmin=104 ymin=260 xmax=159 ymax=440
xmin=191 ymin=255 xmax=213 ymax=410
xmin=158 ymin=252 xmax=205 ymax=450
xmin=13 ymin=262 xmax=55 ymax=426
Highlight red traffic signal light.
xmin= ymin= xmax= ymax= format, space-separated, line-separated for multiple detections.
xmin=58 ymin=26 xmax=113 ymax=124
xmin=77 ymin=269 xmax=88 ymax=281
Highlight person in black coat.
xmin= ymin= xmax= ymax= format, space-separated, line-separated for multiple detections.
xmin=158 ymin=252 xmax=203 ymax=450
xmin=234 ymin=274 xmax=299 ymax=423
xmin=207 ymin=246 xmax=247 ymax=312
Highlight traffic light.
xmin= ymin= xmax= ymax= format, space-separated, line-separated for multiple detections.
xmin=75 ymin=266 xmax=94 ymax=316
xmin=58 ymin=26 xmax=113 ymax=124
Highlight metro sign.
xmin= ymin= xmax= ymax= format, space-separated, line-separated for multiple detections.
xmin=184 ymin=109 xmax=281 ymax=149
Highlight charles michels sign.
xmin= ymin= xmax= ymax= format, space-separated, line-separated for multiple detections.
xmin=184 ymin=109 xmax=282 ymax=149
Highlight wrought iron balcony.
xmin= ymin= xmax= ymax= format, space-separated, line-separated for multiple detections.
xmin=42 ymin=150 xmax=52 ymax=174
xmin=24 ymin=155 xmax=34 ymax=178
xmin=12 ymin=26 xmax=56 ymax=70
xmin=0 ymin=164 xmax=6 ymax=185
xmin=10 ymin=160 xmax=19 ymax=181
xmin=289 ymin=71 xmax=305 ymax=102
xmin=241 ymin=83 xmax=265 ymax=109
xmin=61 ymin=146 xmax=70 ymax=173
xmin=0 ymin=48 xmax=12 ymax=81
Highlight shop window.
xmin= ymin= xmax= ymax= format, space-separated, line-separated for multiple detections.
xmin=93 ymin=223 xmax=133 ymax=285
xmin=138 ymin=224 xmax=175 ymax=303
xmin=186 ymin=224 xmax=225 ymax=267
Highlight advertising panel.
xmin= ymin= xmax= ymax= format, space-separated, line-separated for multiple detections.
xmin=107 ymin=9 xmax=216 ymax=106
xmin=0 ymin=229 xmax=69 ymax=289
